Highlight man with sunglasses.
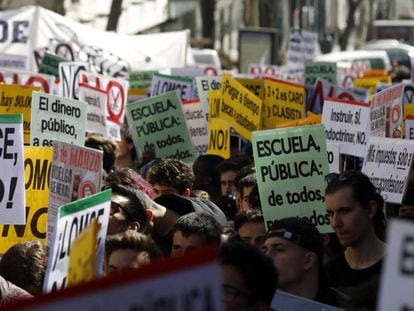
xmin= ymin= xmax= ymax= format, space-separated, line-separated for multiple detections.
xmin=324 ymin=170 xmax=386 ymax=295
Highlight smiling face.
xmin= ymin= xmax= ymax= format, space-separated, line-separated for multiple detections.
xmin=325 ymin=186 xmax=373 ymax=247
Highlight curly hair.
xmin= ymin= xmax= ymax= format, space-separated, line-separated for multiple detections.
xmin=147 ymin=158 xmax=194 ymax=194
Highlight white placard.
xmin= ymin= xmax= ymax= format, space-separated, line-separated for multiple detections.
xmin=182 ymin=99 xmax=208 ymax=156
xmin=326 ymin=142 xmax=340 ymax=173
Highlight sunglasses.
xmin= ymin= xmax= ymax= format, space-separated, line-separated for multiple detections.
xmin=324 ymin=170 xmax=359 ymax=184
xmin=110 ymin=200 xmax=133 ymax=221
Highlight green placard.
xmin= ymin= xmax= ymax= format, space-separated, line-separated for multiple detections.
xmin=129 ymin=70 xmax=158 ymax=89
xmin=38 ymin=52 xmax=68 ymax=78
xmin=60 ymin=189 xmax=112 ymax=218
xmin=304 ymin=62 xmax=337 ymax=86
xmin=252 ymin=124 xmax=332 ymax=233
xmin=126 ymin=91 xmax=196 ymax=164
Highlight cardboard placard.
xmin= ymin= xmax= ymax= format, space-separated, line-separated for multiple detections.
xmin=150 ymin=73 xmax=194 ymax=101
xmin=182 ymin=99 xmax=208 ymax=156
xmin=208 ymin=118 xmax=230 ymax=159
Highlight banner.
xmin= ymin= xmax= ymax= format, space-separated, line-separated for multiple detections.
xmin=44 ymin=189 xmax=111 ymax=293
xmin=218 ymin=74 xmax=262 ymax=140
xmin=252 ymin=125 xmax=331 ymax=232
xmin=47 ymin=141 xmax=103 ymax=245
xmin=0 ymin=114 xmax=25 ymax=225
xmin=362 ymin=136 xmax=414 ymax=203
xmin=304 ymin=62 xmax=337 ymax=86
xmin=126 ymin=91 xmax=196 ymax=164
xmin=150 ymin=73 xmax=194 ymax=101
xmin=196 ymin=76 xmax=221 ymax=118
xmin=263 ymin=77 xmax=305 ymax=129
xmin=30 ymin=91 xmax=87 ymax=147
xmin=182 ymin=99 xmax=208 ymax=157
xmin=0 ymin=68 xmax=55 ymax=94
xmin=0 ymin=146 xmax=51 ymax=254
xmin=79 ymin=71 xmax=129 ymax=141
xmin=10 ymin=247 xmax=222 ymax=311
xmin=287 ymin=29 xmax=318 ymax=70
xmin=322 ymin=98 xmax=370 ymax=157
xmin=0 ymin=52 xmax=28 ymax=71
xmin=378 ymin=219 xmax=414 ymax=311
xmin=59 ymin=62 xmax=90 ymax=100
xmin=0 ymin=84 xmax=39 ymax=144
xmin=208 ymin=118 xmax=230 ymax=159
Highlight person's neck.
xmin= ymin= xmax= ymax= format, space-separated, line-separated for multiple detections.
xmin=115 ymin=155 xmax=132 ymax=169
xmin=345 ymin=229 xmax=385 ymax=269
xmin=283 ymin=268 xmax=319 ymax=301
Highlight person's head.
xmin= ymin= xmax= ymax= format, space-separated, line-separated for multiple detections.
xmin=106 ymin=183 xmax=150 ymax=236
xmin=192 ymin=155 xmax=224 ymax=202
xmin=105 ymin=231 xmax=162 ymax=274
xmin=85 ymin=134 xmax=119 ymax=174
xmin=237 ymin=173 xmax=257 ymax=212
xmin=220 ymin=242 xmax=277 ymax=311
xmin=217 ymin=160 xmax=240 ymax=196
xmin=263 ymin=217 xmax=324 ymax=293
xmin=116 ymin=125 xmax=137 ymax=165
xmin=147 ymin=158 xmax=194 ymax=198
xmin=234 ymin=210 xmax=266 ymax=250
xmin=215 ymin=193 xmax=238 ymax=221
xmin=0 ymin=241 xmax=47 ymax=295
xmin=171 ymin=212 xmax=222 ymax=256
xmin=325 ymin=170 xmax=386 ymax=247
xmin=105 ymin=168 xmax=155 ymax=199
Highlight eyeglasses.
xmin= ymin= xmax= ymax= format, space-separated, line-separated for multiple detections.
xmin=324 ymin=170 xmax=359 ymax=184
xmin=110 ymin=200 xmax=133 ymax=221
xmin=222 ymin=284 xmax=250 ymax=302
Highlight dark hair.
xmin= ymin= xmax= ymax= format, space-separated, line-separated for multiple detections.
xmin=107 ymin=183 xmax=148 ymax=232
xmin=85 ymin=134 xmax=119 ymax=173
xmin=0 ymin=240 xmax=47 ymax=295
xmin=325 ymin=170 xmax=386 ymax=241
xmin=192 ymin=155 xmax=224 ymax=202
xmin=247 ymin=184 xmax=262 ymax=211
xmin=147 ymin=158 xmax=194 ymax=194
xmin=121 ymin=124 xmax=137 ymax=162
xmin=174 ymin=212 xmax=222 ymax=245
xmin=215 ymin=193 xmax=238 ymax=221
xmin=238 ymin=173 xmax=257 ymax=197
xmin=233 ymin=210 xmax=264 ymax=232
xmin=105 ymin=231 xmax=162 ymax=263
xmin=219 ymin=242 xmax=278 ymax=307
xmin=216 ymin=159 xmax=241 ymax=175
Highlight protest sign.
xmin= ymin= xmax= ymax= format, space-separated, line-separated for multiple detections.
xmin=126 ymin=91 xmax=196 ymax=163
xmin=370 ymin=83 xmax=404 ymax=138
xmin=182 ymin=99 xmax=208 ymax=156
xmin=80 ymin=71 xmax=129 ymax=141
xmin=78 ymin=84 xmax=107 ymax=138
xmin=307 ymin=78 xmax=369 ymax=114
xmin=0 ymin=68 xmax=55 ymax=94
xmin=0 ymin=84 xmax=39 ymax=144
xmin=129 ymin=70 xmax=157 ymax=89
xmin=58 ymin=62 xmax=90 ymax=100
xmin=208 ymin=89 xmax=221 ymax=120
xmin=38 ymin=52 xmax=67 ymax=78
xmin=362 ymin=136 xmax=414 ymax=203
xmin=354 ymin=76 xmax=392 ymax=99
xmin=378 ymin=219 xmax=414 ymax=311
xmin=150 ymin=73 xmax=194 ymax=101
xmin=252 ymin=125 xmax=331 ymax=232
xmin=30 ymin=92 xmax=87 ymax=147
xmin=0 ymin=53 xmax=28 ymax=71
xmin=47 ymin=141 xmax=103 ymax=245
xmin=0 ymin=146 xmax=51 ymax=254
xmin=44 ymin=189 xmax=111 ymax=293
xmin=218 ymin=74 xmax=262 ymax=140
xmin=196 ymin=76 xmax=221 ymax=118
xmin=0 ymin=114 xmax=25 ymax=225
xmin=304 ymin=62 xmax=337 ymax=86
xmin=322 ymin=97 xmax=370 ymax=157
xmin=248 ymin=64 xmax=279 ymax=77
xmin=208 ymin=118 xmax=230 ymax=159
xmin=67 ymin=219 xmax=99 ymax=287
xmin=326 ymin=142 xmax=341 ymax=173
xmin=271 ymin=290 xmax=344 ymax=311
xmin=277 ymin=112 xmax=321 ymax=128
xmin=236 ymin=77 xmax=265 ymax=99
xmin=287 ymin=29 xmax=318 ymax=70
xmin=9 ymin=247 xmax=222 ymax=311
xmin=405 ymin=104 xmax=414 ymax=139
xmin=170 ymin=67 xmax=205 ymax=78
xmin=263 ymin=77 xmax=305 ymax=129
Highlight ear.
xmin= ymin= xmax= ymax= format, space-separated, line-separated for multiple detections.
xmin=303 ymin=251 xmax=318 ymax=271
xmin=182 ymin=188 xmax=191 ymax=197
xmin=367 ymin=200 xmax=378 ymax=220
xmin=127 ymin=221 xmax=141 ymax=232
xmin=145 ymin=209 xmax=154 ymax=222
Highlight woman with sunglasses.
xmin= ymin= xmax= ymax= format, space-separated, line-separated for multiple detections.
xmin=324 ymin=170 xmax=386 ymax=296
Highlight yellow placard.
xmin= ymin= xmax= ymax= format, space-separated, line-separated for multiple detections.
xmin=0 ymin=146 xmax=52 ymax=254
xmin=263 ymin=77 xmax=305 ymax=129
xmin=236 ymin=78 xmax=265 ymax=99
xmin=404 ymin=104 xmax=414 ymax=139
xmin=277 ymin=112 xmax=321 ymax=128
xmin=208 ymin=89 xmax=221 ymax=120
xmin=354 ymin=76 xmax=391 ymax=100
xmin=219 ymin=74 xmax=262 ymax=140
xmin=67 ymin=219 xmax=99 ymax=287
xmin=0 ymin=84 xmax=40 ymax=144
xmin=208 ymin=118 xmax=230 ymax=159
